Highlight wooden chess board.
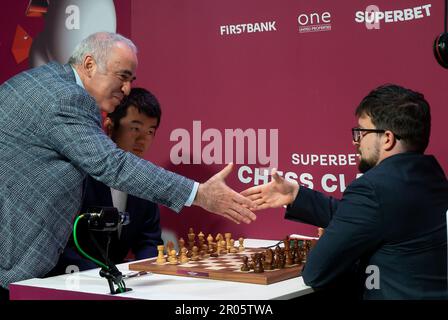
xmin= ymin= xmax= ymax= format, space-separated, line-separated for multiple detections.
xmin=128 ymin=248 xmax=303 ymax=285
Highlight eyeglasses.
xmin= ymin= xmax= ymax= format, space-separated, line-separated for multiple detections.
xmin=351 ymin=127 xmax=385 ymax=143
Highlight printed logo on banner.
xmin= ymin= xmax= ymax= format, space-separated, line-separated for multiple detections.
xmin=65 ymin=5 xmax=80 ymax=30
xmin=239 ymin=153 xmax=361 ymax=193
xmin=169 ymin=122 xmax=363 ymax=193
xmin=219 ymin=21 xmax=277 ymax=36
xmin=170 ymin=120 xmax=279 ymax=169
xmin=297 ymin=11 xmax=332 ymax=33
xmin=355 ymin=4 xmax=432 ymax=29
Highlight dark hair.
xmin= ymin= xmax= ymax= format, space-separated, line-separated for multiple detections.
xmin=355 ymin=84 xmax=431 ymax=153
xmin=108 ymin=87 xmax=162 ymax=128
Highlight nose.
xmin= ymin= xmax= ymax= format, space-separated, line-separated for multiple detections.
xmin=122 ymin=81 xmax=132 ymax=96
xmin=352 ymin=140 xmax=359 ymax=146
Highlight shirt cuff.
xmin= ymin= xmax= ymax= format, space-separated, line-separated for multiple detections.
xmin=184 ymin=182 xmax=199 ymax=207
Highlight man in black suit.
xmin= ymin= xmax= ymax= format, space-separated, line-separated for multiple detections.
xmin=242 ymin=84 xmax=448 ymax=299
xmin=52 ymin=87 xmax=164 ymax=272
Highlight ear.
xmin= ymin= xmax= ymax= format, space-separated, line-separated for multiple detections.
xmin=83 ymin=55 xmax=96 ymax=78
xmin=382 ymin=130 xmax=396 ymax=151
xmin=103 ymin=117 xmax=114 ymax=137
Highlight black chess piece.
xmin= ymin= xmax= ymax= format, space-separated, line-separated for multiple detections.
xmin=240 ymin=256 xmax=250 ymax=272
xmin=254 ymin=258 xmax=264 ymax=273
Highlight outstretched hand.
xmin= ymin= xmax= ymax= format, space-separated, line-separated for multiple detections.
xmin=240 ymin=169 xmax=299 ymax=210
xmin=193 ymin=163 xmax=257 ymax=224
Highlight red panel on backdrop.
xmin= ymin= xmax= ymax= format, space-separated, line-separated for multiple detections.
xmin=130 ymin=0 xmax=448 ymax=240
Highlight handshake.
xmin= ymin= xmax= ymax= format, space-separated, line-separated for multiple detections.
xmin=192 ymin=164 xmax=299 ymax=224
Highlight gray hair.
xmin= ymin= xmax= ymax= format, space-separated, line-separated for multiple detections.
xmin=68 ymin=32 xmax=137 ymax=71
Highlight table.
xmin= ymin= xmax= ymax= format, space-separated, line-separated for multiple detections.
xmin=9 ymin=239 xmax=313 ymax=300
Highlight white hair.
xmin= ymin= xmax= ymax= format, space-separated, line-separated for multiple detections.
xmin=68 ymin=32 xmax=137 ymax=71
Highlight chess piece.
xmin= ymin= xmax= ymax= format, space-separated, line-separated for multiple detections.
xmin=191 ymin=246 xmax=200 ymax=261
xmin=254 ymin=258 xmax=264 ymax=273
xmin=198 ymin=231 xmax=205 ymax=248
xmin=200 ymin=244 xmax=208 ymax=258
xmin=249 ymin=254 xmax=256 ymax=270
xmin=178 ymin=237 xmax=185 ymax=252
xmin=283 ymin=237 xmax=290 ymax=252
xmin=180 ymin=247 xmax=189 ymax=264
xmin=207 ymin=234 xmax=214 ymax=253
xmin=238 ymin=237 xmax=245 ymax=252
xmin=224 ymin=233 xmax=232 ymax=251
xmin=216 ymin=240 xmax=223 ymax=255
xmin=278 ymin=251 xmax=286 ymax=269
xmin=220 ymin=240 xmax=227 ymax=255
xmin=156 ymin=245 xmax=166 ymax=264
xmin=166 ymin=240 xmax=174 ymax=256
xmin=215 ymin=233 xmax=223 ymax=243
xmin=187 ymin=227 xmax=195 ymax=255
xmin=264 ymin=249 xmax=274 ymax=270
xmin=285 ymin=250 xmax=293 ymax=267
xmin=168 ymin=249 xmax=179 ymax=264
xmin=229 ymin=239 xmax=238 ymax=253
xmin=240 ymin=256 xmax=250 ymax=272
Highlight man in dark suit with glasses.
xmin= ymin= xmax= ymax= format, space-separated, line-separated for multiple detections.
xmin=243 ymin=84 xmax=448 ymax=299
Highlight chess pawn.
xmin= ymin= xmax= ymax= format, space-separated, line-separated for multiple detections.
xmin=254 ymin=259 xmax=264 ymax=273
xmin=229 ymin=239 xmax=238 ymax=253
xmin=294 ymin=248 xmax=302 ymax=264
xmin=180 ymin=247 xmax=189 ymax=264
xmin=191 ymin=246 xmax=200 ymax=261
xmin=216 ymin=240 xmax=223 ymax=255
xmin=166 ymin=240 xmax=174 ymax=256
xmin=279 ymin=253 xmax=286 ymax=269
xmin=285 ymin=250 xmax=293 ymax=267
xmin=200 ymin=244 xmax=208 ymax=258
xmin=249 ymin=254 xmax=256 ymax=270
xmin=156 ymin=245 xmax=166 ymax=264
xmin=238 ymin=237 xmax=245 ymax=252
xmin=220 ymin=240 xmax=227 ymax=255
xmin=241 ymin=256 xmax=250 ymax=272
xmin=168 ymin=249 xmax=179 ymax=264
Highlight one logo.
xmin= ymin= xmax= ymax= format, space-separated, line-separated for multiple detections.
xmin=355 ymin=4 xmax=432 ymax=30
xmin=297 ymin=11 xmax=332 ymax=33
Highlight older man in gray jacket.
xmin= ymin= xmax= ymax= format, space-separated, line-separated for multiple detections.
xmin=0 ymin=32 xmax=256 ymax=291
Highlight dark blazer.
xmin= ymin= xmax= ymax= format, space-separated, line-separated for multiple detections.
xmin=0 ymin=62 xmax=194 ymax=288
xmin=54 ymin=176 xmax=163 ymax=272
xmin=285 ymin=152 xmax=448 ymax=299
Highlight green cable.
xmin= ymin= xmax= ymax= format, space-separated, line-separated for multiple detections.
xmin=73 ymin=215 xmax=109 ymax=270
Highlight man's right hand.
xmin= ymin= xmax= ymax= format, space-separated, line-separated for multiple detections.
xmin=240 ymin=168 xmax=299 ymax=210
xmin=193 ymin=163 xmax=257 ymax=224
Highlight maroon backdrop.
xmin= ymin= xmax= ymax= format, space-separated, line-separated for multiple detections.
xmin=1 ymin=0 xmax=447 ymax=241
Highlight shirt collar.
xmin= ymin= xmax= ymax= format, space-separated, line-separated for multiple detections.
xmin=71 ymin=66 xmax=85 ymax=89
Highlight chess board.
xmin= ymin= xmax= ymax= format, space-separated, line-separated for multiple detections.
xmin=128 ymin=248 xmax=303 ymax=285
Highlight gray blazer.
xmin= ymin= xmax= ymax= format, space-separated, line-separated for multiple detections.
xmin=0 ymin=62 xmax=194 ymax=288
